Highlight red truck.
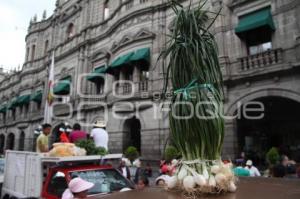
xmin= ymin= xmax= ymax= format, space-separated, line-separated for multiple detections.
xmin=2 ymin=151 xmax=134 ymax=199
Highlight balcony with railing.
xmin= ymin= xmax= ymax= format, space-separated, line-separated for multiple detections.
xmin=115 ymin=83 xmax=133 ymax=95
xmin=116 ymin=81 xmax=149 ymax=95
xmin=78 ymin=96 xmax=106 ymax=111
xmin=0 ymin=108 xmax=43 ymax=127
xmin=53 ymin=99 xmax=73 ymax=116
xmin=238 ymin=49 xmax=283 ymax=71
xmin=139 ymin=81 xmax=148 ymax=92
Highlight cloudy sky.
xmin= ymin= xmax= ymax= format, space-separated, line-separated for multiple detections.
xmin=0 ymin=0 xmax=56 ymax=72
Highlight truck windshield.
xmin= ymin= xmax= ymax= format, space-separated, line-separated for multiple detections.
xmin=70 ymin=169 xmax=132 ymax=195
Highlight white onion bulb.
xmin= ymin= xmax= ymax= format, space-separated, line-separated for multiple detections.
xmin=228 ymin=181 xmax=237 ymax=192
xmin=193 ymin=173 xmax=207 ymax=186
xmin=203 ymin=167 xmax=209 ymax=180
xmin=167 ymin=176 xmax=178 ymax=189
xmin=183 ymin=176 xmax=196 ymax=191
xmin=211 ymin=165 xmax=220 ymax=174
xmin=178 ymin=168 xmax=188 ymax=180
xmin=208 ymin=175 xmax=216 ymax=187
xmin=215 ymin=173 xmax=226 ymax=185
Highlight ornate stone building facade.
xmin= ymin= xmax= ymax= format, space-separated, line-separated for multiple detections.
xmin=0 ymin=0 xmax=299 ymax=161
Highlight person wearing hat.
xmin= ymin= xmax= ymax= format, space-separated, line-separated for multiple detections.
xmin=62 ymin=177 xmax=94 ymax=199
xmin=90 ymin=120 xmax=108 ymax=150
xmin=244 ymin=160 xmax=261 ymax=177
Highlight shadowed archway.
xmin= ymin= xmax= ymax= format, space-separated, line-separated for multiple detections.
xmin=19 ymin=131 xmax=25 ymax=151
xmin=6 ymin=133 xmax=15 ymax=150
xmin=236 ymin=96 xmax=300 ymax=165
xmin=0 ymin=135 xmax=5 ymax=154
xmin=123 ymin=117 xmax=141 ymax=153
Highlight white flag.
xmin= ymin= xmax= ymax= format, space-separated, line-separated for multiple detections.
xmin=44 ymin=52 xmax=55 ymax=124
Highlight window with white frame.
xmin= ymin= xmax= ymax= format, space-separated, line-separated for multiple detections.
xmin=31 ymin=45 xmax=36 ymax=61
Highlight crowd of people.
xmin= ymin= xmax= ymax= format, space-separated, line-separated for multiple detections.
xmin=35 ymin=120 xmax=109 ymax=154
xmin=233 ymin=151 xmax=299 ymax=178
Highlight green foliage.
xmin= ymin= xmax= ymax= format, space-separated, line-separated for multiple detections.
xmin=164 ymin=146 xmax=179 ymax=162
xmin=75 ymin=139 xmax=108 ymax=156
xmin=124 ymin=146 xmax=139 ymax=162
xmin=266 ymin=147 xmax=280 ymax=165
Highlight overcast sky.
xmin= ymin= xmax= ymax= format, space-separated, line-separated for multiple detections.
xmin=0 ymin=0 xmax=56 ymax=72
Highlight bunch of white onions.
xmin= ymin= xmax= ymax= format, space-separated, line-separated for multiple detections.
xmin=166 ymin=161 xmax=237 ymax=193
xmin=161 ymin=0 xmax=238 ymax=195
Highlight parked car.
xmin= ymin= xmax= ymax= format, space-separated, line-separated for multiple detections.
xmin=2 ymin=151 xmax=134 ymax=199
xmin=90 ymin=177 xmax=300 ymax=199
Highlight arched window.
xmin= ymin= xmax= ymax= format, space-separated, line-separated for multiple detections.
xmin=6 ymin=133 xmax=15 ymax=150
xmin=31 ymin=45 xmax=36 ymax=61
xmin=19 ymin=131 xmax=25 ymax=151
xmin=44 ymin=40 xmax=49 ymax=55
xmin=26 ymin=47 xmax=30 ymax=62
xmin=67 ymin=23 xmax=75 ymax=38
xmin=104 ymin=0 xmax=110 ymax=20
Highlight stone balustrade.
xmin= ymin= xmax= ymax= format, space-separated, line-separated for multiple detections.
xmin=239 ymin=49 xmax=283 ymax=71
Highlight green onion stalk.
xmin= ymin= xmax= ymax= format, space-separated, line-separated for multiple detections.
xmin=160 ymin=0 xmax=236 ymax=194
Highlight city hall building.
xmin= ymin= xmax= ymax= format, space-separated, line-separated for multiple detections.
xmin=0 ymin=0 xmax=299 ymax=161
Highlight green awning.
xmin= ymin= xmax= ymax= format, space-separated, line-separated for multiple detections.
xmin=8 ymin=99 xmax=18 ymax=110
xmin=16 ymin=94 xmax=31 ymax=106
xmin=54 ymin=76 xmax=71 ymax=95
xmin=110 ymin=52 xmax=134 ymax=69
xmin=235 ymin=7 xmax=275 ymax=33
xmin=0 ymin=105 xmax=7 ymax=113
xmin=87 ymin=66 xmax=106 ymax=82
xmin=130 ymin=48 xmax=150 ymax=63
xmin=31 ymin=91 xmax=43 ymax=103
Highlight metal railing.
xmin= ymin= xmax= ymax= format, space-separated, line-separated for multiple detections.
xmin=119 ymin=83 xmax=132 ymax=95
xmin=139 ymin=81 xmax=148 ymax=92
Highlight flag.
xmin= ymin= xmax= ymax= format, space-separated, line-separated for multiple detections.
xmin=44 ymin=52 xmax=55 ymax=124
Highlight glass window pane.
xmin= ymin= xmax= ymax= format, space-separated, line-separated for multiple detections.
xmin=70 ymin=169 xmax=132 ymax=194
xmin=262 ymin=42 xmax=272 ymax=51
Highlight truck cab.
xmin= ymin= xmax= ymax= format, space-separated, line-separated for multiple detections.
xmin=42 ymin=165 xmax=134 ymax=199
xmin=2 ymin=151 xmax=134 ymax=199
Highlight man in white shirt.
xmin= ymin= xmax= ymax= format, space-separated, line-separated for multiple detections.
xmin=245 ymin=160 xmax=261 ymax=177
xmin=90 ymin=120 xmax=108 ymax=151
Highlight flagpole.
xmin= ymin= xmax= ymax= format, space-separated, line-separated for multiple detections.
xmin=44 ymin=51 xmax=54 ymax=124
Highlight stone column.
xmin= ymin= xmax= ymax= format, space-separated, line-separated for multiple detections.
xmin=222 ymin=120 xmax=239 ymax=159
